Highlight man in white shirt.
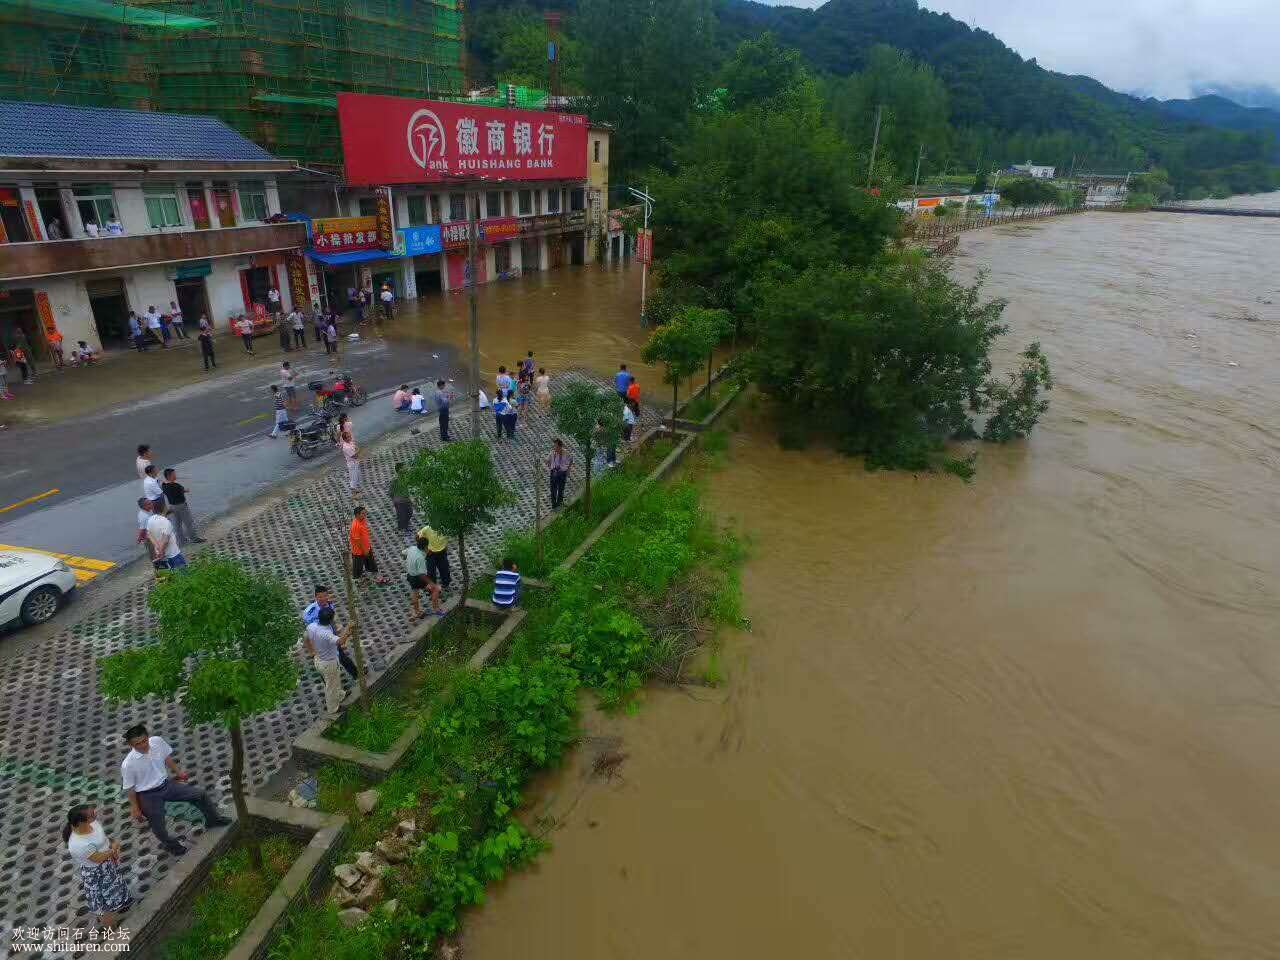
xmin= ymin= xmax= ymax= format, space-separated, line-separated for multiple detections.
xmin=267 ymin=287 xmax=281 ymax=317
xmin=379 ymin=284 xmax=395 ymax=322
xmin=144 ymin=500 xmax=187 ymax=570
xmin=122 ymin=723 xmax=230 ymax=857
xmin=141 ymin=464 xmax=166 ymax=514
xmin=303 ymin=608 xmax=352 ymax=716
xmin=144 ymin=306 xmax=165 ymax=349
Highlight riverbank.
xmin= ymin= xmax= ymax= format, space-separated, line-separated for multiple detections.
xmin=464 ymin=209 xmax=1280 ymax=959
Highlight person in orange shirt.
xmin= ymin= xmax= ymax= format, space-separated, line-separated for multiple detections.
xmin=48 ymin=330 xmax=64 ymax=369
xmin=625 ymin=375 xmax=640 ymax=411
xmin=348 ymin=505 xmax=389 ymax=585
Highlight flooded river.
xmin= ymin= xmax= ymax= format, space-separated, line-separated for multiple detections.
xmin=465 ymin=198 xmax=1280 ymax=959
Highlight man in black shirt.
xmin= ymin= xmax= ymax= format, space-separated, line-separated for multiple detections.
xmin=161 ymin=468 xmax=205 ymax=548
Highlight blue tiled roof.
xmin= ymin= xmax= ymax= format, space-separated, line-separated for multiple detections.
xmin=0 ymin=100 xmax=280 ymax=162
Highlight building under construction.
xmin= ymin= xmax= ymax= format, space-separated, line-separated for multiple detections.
xmin=0 ymin=0 xmax=466 ymax=168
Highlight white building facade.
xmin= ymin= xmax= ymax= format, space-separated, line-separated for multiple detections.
xmin=0 ymin=101 xmax=315 ymax=355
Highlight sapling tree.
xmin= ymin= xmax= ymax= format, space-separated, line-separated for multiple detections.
xmin=642 ymin=309 xmax=714 ymax=434
xmin=100 ymin=558 xmax=298 ymax=870
xmin=692 ymin=306 xmax=734 ymax=391
xmin=551 ymin=380 xmax=624 ymax=521
xmin=397 ymin=440 xmax=512 ymax=610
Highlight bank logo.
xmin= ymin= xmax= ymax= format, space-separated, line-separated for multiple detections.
xmin=407 ymin=109 xmax=446 ymax=169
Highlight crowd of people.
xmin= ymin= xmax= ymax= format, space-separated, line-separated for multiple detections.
xmin=83 ymin=352 xmax=657 ymax=939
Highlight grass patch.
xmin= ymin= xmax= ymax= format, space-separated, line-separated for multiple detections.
xmin=327 ymin=697 xmax=410 ymax=753
xmin=160 ymin=835 xmax=301 ymax=960
xmin=681 ymin=384 xmax=723 ymax=421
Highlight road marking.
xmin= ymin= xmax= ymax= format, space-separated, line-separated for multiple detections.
xmin=0 ymin=544 xmax=116 ymax=583
xmin=0 ymin=488 xmax=59 ymax=515
xmin=237 ymin=411 xmax=270 ymax=426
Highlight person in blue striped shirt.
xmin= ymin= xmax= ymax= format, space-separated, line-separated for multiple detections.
xmin=492 ymin=558 xmax=521 ymax=609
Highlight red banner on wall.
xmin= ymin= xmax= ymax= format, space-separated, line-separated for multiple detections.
xmin=337 ymin=93 xmax=589 ymax=186
xmin=481 ymin=218 xmax=519 ymax=244
xmin=636 ymin=229 xmax=653 ymax=264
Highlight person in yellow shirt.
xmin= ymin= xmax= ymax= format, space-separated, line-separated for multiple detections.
xmin=416 ymin=524 xmax=452 ymax=592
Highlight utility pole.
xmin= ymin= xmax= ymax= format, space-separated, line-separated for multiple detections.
xmin=866 ymin=104 xmax=883 ymax=189
xmin=912 ymin=143 xmax=926 ymax=197
xmin=466 ymin=188 xmax=480 ymax=435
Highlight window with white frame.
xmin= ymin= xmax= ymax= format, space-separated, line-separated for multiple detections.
xmin=449 ymin=193 xmax=467 ymax=221
xmin=518 ymin=189 xmax=533 ymax=216
xmin=143 ymin=183 xmax=183 ymax=228
xmin=73 ymin=183 xmax=116 ymax=230
xmin=485 ymin=191 xmax=502 ymax=218
xmin=546 ymin=187 xmax=561 ymax=213
xmin=570 ymin=187 xmax=585 ymax=211
xmin=238 ymin=180 xmax=269 ymax=221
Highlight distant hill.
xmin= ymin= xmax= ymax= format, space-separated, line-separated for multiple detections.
xmin=469 ymin=0 xmax=1279 ymax=194
xmin=1193 ymin=83 xmax=1280 ymax=113
xmin=1152 ymin=94 xmax=1280 ymax=144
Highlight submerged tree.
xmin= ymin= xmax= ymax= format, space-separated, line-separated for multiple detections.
xmin=100 ymin=558 xmax=298 ymax=870
xmin=982 ymin=342 xmax=1053 ymax=442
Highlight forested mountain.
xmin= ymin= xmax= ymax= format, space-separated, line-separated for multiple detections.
xmin=1152 ymin=95 xmax=1280 ymax=148
xmin=466 ymin=0 xmax=1280 ymax=197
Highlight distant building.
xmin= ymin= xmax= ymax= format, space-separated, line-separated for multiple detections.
xmin=0 ymin=100 xmax=317 ymax=355
xmin=1008 ymin=162 xmax=1056 ymax=180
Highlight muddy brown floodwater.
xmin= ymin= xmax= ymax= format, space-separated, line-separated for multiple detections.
xmin=465 ymin=197 xmax=1280 ymax=960
xmin=388 ymin=263 xmax=723 ymax=404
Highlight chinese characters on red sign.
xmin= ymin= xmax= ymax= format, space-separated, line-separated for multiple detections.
xmin=374 ymin=187 xmax=394 ymax=250
xmin=287 ymin=254 xmax=309 ymax=309
xmin=312 ymin=216 xmax=380 ymax=253
xmin=337 ymin=93 xmax=589 ymax=186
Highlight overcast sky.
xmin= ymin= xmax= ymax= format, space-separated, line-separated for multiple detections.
xmin=757 ymin=0 xmax=1278 ymax=99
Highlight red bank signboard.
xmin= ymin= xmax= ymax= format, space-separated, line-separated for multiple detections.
xmin=338 ymin=93 xmax=589 ymax=186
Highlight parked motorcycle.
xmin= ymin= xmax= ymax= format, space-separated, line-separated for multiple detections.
xmin=309 ymin=372 xmax=368 ymax=415
xmin=288 ymin=411 xmax=340 ymax=460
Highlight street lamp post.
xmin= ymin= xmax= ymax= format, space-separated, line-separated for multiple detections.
xmin=627 ymin=186 xmax=654 ymax=325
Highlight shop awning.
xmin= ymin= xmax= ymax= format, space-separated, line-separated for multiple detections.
xmin=306 ymin=249 xmax=402 ymax=266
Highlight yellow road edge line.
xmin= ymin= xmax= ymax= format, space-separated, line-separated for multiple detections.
xmin=0 ymin=489 xmax=59 ymax=515
xmin=0 ymin=544 xmax=115 ymax=572
xmin=73 ymin=570 xmax=98 ymax=583
xmin=237 ymin=411 xmax=270 ymax=426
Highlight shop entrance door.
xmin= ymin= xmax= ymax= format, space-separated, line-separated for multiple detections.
xmin=85 ymin=278 xmax=130 ymax=347
xmin=175 ymin=278 xmax=210 ymax=328
xmin=241 ymin=266 xmax=271 ymax=312
xmin=0 ymin=289 xmax=39 ymax=358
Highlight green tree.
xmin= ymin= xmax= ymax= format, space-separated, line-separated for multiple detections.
xmin=576 ymin=0 xmax=716 ymax=177
xmin=99 ymin=558 xmax=298 ymax=870
xmin=397 ymin=440 xmax=512 ymax=609
xmin=642 ymin=310 xmax=713 ymax=434
xmin=997 ymin=177 xmax=1060 ymax=206
xmin=827 ymin=45 xmax=952 ymax=184
xmin=651 ymin=42 xmax=900 ymax=318
xmin=551 ymin=380 xmax=624 ymax=520
xmin=749 ymin=255 xmax=1021 ymax=469
xmin=982 ymin=342 xmax=1053 ymax=441
xmin=687 ymin=305 xmax=733 ymax=389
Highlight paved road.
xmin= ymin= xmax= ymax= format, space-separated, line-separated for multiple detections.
xmin=0 ymin=333 xmax=463 ymax=577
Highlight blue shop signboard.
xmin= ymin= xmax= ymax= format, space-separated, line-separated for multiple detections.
xmin=398 ymin=225 xmax=443 ymax=257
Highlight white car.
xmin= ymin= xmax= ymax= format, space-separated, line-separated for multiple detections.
xmin=0 ymin=550 xmax=78 ymax=628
